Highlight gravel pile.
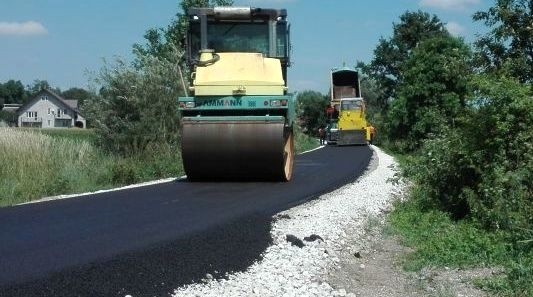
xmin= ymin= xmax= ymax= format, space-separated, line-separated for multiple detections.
xmin=172 ymin=146 xmax=404 ymax=297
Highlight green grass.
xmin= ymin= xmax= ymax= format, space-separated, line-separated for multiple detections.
xmin=294 ymin=125 xmax=320 ymax=154
xmin=0 ymin=128 xmax=110 ymax=206
xmin=19 ymin=127 xmax=98 ymax=143
xmin=389 ymin=193 xmax=533 ymax=296
xmin=0 ymin=128 xmax=183 ymax=206
xmin=389 ymin=198 xmax=509 ymax=271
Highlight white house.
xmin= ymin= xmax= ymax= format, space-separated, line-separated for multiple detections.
xmin=17 ymin=89 xmax=86 ymax=128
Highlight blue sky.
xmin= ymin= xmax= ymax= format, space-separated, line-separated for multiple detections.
xmin=0 ymin=0 xmax=492 ymax=93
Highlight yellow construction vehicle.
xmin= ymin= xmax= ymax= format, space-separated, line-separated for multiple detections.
xmin=326 ymin=67 xmax=374 ymax=145
xmin=178 ymin=7 xmax=295 ymax=181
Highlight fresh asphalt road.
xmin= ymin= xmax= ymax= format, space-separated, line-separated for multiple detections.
xmin=0 ymin=145 xmax=372 ymax=297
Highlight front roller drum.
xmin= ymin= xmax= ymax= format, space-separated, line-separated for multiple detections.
xmin=181 ymin=120 xmax=294 ymax=181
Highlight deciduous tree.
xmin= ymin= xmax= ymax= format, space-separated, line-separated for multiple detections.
xmin=360 ymin=11 xmax=449 ymax=110
xmin=0 ymin=80 xmax=26 ymax=104
xmin=296 ymin=91 xmax=329 ymax=136
xmin=386 ymin=35 xmax=471 ymax=151
xmin=473 ymin=0 xmax=533 ymax=83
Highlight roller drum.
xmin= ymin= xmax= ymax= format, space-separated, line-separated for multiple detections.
xmin=181 ymin=120 xmax=294 ymax=181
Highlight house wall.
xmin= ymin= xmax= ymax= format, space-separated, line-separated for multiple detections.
xmin=17 ymin=92 xmax=86 ymax=128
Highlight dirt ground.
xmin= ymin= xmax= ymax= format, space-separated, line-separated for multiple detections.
xmin=327 ymin=215 xmax=501 ymax=297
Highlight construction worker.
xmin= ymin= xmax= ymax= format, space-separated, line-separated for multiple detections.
xmin=368 ymin=125 xmax=376 ymax=144
xmin=319 ymin=126 xmax=326 ymax=145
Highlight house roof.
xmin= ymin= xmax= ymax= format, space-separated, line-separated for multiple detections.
xmin=17 ymin=89 xmax=81 ymax=115
xmin=64 ymin=99 xmax=78 ymax=109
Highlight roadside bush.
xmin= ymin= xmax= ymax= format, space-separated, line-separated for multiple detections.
xmin=84 ymin=46 xmax=183 ymax=156
xmin=405 ymin=75 xmax=532 ymax=238
xmin=111 ymin=160 xmax=140 ymax=185
xmin=294 ymin=125 xmax=319 ymax=154
xmin=296 ymin=90 xmax=329 ymax=136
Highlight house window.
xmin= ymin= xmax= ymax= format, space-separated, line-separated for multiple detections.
xmin=48 ymin=108 xmax=51 ymax=115
xmin=64 ymin=109 xmax=68 ymax=116
xmin=57 ymin=109 xmax=61 ymax=117
xmin=27 ymin=111 xmax=37 ymax=118
xmin=40 ymin=95 xmax=48 ymax=101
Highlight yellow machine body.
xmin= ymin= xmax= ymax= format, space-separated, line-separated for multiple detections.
xmin=178 ymin=7 xmax=295 ymax=181
xmin=327 ymin=67 xmax=374 ymax=145
xmin=192 ymin=52 xmax=286 ymax=96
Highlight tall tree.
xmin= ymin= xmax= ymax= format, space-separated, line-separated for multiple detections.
xmin=0 ymin=80 xmax=27 ymax=104
xmin=26 ymin=80 xmax=61 ymax=98
xmin=473 ymin=0 xmax=533 ymax=83
xmin=62 ymin=87 xmax=91 ymax=106
xmin=386 ymin=35 xmax=471 ymax=151
xmin=133 ymin=0 xmax=233 ymax=62
xmin=296 ymin=91 xmax=329 ymax=135
xmin=361 ymin=11 xmax=449 ymax=110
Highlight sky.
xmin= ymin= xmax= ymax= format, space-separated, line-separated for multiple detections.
xmin=0 ymin=0 xmax=493 ymax=94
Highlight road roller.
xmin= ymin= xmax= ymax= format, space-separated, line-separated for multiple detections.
xmin=178 ymin=7 xmax=295 ymax=181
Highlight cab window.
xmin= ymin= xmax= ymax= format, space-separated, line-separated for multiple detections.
xmin=341 ymin=100 xmax=363 ymax=111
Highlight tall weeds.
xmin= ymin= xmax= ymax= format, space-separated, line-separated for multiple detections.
xmin=0 ymin=128 xmax=104 ymax=206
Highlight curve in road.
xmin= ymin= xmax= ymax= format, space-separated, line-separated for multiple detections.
xmin=0 ymin=145 xmax=372 ymax=297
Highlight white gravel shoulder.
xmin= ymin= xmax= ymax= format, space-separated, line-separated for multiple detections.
xmin=173 ymin=146 xmax=404 ymax=297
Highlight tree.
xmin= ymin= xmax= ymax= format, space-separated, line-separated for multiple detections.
xmin=359 ymin=77 xmax=385 ymax=119
xmin=407 ymin=74 xmax=532 ymax=231
xmin=360 ymin=11 xmax=449 ymax=110
xmin=473 ymin=0 xmax=533 ymax=83
xmin=386 ymin=35 xmax=471 ymax=151
xmin=62 ymin=87 xmax=91 ymax=106
xmin=84 ymin=46 xmax=183 ymax=155
xmin=86 ymin=0 xmax=233 ymax=155
xmin=26 ymin=80 xmax=61 ymax=98
xmin=133 ymin=0 xmax=233 ymax=62
xmin=296 ymin=91 xmax=329 ymax=135
xmin=0 ymin=80 xmax=27 ymax=104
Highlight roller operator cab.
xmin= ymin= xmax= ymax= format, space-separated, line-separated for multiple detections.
xmin=178 ymin=7 xmax=295 ymax=181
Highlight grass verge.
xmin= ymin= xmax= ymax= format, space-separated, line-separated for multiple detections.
xmin=294 ymin=125 xmax=320 ymax=154
xmin=0 ymin=128 xmax=183 ymax=206
xmin=389 ymin=187 xmax=533 ymax=297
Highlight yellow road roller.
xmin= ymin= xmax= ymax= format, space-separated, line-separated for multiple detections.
xmin=178 ymin=7 xmax=295 ymax=181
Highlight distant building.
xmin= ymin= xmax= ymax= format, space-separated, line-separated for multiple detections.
xmin=17 ymin=89 xmax=86 ymax=128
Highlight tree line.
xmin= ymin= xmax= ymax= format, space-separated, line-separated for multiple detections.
xmin=348 ymin=2 xmax=531 ymax=293
xmin=297 ymin=3 xmax=531 ymax=287
xmin=358 ymin=0 xmax=532 ymax=231
xmin=0 ymin=79 xmax=91 ymax=106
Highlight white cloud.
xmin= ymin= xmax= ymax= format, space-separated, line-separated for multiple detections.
xmin=446 ymin=21 xmax=466 ymax=36
xmin=419 ymin=0 xmax=480 ymax=11
xmin=0 ymin=21 xmax=48 ymax=36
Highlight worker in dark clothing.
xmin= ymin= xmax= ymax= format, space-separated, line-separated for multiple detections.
xmin=319 ymin=127 xmax=326 ymax=145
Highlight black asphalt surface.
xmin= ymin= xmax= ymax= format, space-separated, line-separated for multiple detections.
xmin=0 ymin=145 xmax=372 ymax=297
